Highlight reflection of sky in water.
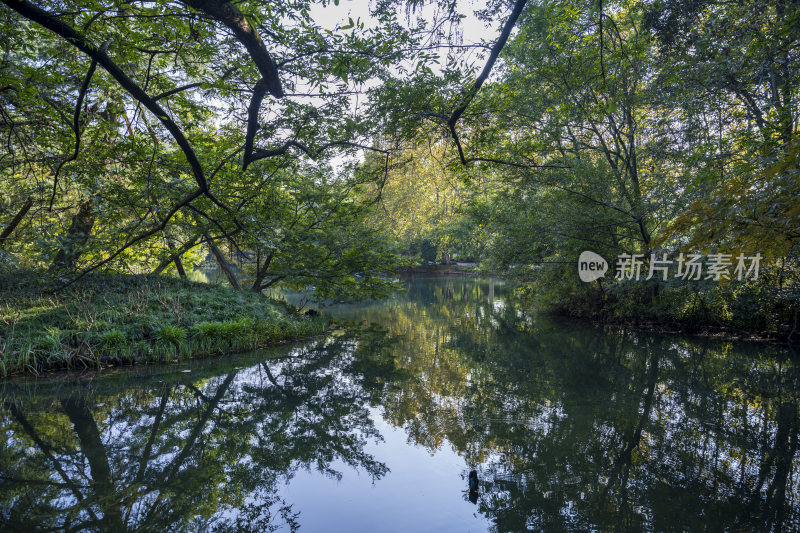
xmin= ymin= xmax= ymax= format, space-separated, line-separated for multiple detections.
xmin=1 ymin=276 xmax=798 ymax=532
xmin=279 ymin=407 xmax=493 ymax=533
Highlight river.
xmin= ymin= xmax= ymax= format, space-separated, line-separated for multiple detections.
xmin=1 ymin=276 xmax=797 ymax=532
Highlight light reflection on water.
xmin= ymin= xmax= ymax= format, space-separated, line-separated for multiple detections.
xmin=1 ymin=275 xmax=798 ymax=532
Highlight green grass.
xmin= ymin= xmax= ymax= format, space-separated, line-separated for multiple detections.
xmin=0 ymin=272 xmax=330 ymax=376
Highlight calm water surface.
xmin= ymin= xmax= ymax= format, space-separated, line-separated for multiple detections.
xmin=1 ymin=276 xmax=798 ymax=532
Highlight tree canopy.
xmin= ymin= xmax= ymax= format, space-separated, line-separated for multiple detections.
xmin=0 ymin=0 xmax=430 ymax=295
xmin=0 ymin=0 xmax=798 ymax=330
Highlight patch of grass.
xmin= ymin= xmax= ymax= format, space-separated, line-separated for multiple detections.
xmin=0 ymin=271 xmax=330 ymax=376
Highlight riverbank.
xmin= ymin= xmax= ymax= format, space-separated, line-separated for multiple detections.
xmin=557 ymin=312 xmax=790 ymax=345
xmin=395 ymin=262 xmax=479 ymax=275
xmin=531 ymin=283 xmax=798 ymax=345
xmin=0 ymin=272 xmax=329 ymax=376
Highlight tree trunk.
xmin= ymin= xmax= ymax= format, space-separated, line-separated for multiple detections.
xmin=61 ymin=397 xmax=125 ymax=531
xmin=152 ymin=234 xmax=200 ymax=275
xmin=52 ymin=198 xmax=95 ymax=269
xmin=0 ymin=196 xmax=33 ymax=246
xmin=167 ymin=239 xmax=187 ymax=278
xmin=204 ymin=231 xmax=241 ymax=290
xmin=251 ymin=249 xmax=274 ymax=292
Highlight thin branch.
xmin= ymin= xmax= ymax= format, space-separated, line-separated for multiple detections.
xmin=249 ymin=139 xmax=388 ymax=165
xmin=49 ymin=48 xmax=105 ymax=211
xmin=152 ymin=82 xmax=203 ymax=101
xmin=464 ymin=156 xmax=567 ymax=169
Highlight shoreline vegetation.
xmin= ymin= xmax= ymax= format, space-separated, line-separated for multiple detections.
xmin=0 ymin=272 xmax=329 ymax=377
xmin=562 ymin=312 xmax=793 ymax=346
xmin=399 ymin=264 xmax=798 ymax=345
xmin=521 ymin=275 xmax=799 ymax=346
xmin=394 ymin=263 xmax=479 ymax=275
xmin=0 ymin=266 xmax=793 ymax=379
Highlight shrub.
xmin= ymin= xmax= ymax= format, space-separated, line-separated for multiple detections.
xmin=156 ymin=324 xmax=186 ymax=345
xmin=100 ymin=329 xmax=127 ymax=349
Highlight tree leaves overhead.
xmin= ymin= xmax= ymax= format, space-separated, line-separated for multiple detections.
xmin=0 ymin=0 xmax=423 ymax=290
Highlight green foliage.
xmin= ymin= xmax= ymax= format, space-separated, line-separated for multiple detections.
xmin=236 ymin=163 xmax=408 ymax=300
xmin=0 ymin=0 xmax=422 ymax=296
xmin=419 ymin=239 xmax=438 ymax=263
xmin=1 ymin=0 xmax=798 ymax=337
xmin=0 ymin=272 xmax=330 ymax=375
xmin=155 ymin=324 xmax=186 ymax=346
xmin=360 ymin=141 xmax=488 ymax=263
xmin=518 ymin=257 xmax=800 ymax=339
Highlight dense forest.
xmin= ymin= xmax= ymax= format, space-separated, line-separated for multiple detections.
xmin=1 ymin=0 xmax=799 ymax=356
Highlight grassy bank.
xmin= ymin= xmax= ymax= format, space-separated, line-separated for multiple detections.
xmin=0 ymin=272 xmax=329 ymax=376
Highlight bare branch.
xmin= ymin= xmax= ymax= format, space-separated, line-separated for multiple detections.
xmin=179 ymin=0 xmax=281 ymax=97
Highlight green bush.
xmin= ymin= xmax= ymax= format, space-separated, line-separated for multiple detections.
xmin=156 ymin=324 xmax=186 ymax=345
xmin=100 ymin=329 xmax=127 ymax=349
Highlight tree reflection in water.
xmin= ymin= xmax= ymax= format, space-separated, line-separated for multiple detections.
xmin=1 ymin=276 xmax=799 ymax=532
xmin=0 ymin=335 xmax=387 ymax=532
xmin=347 ymin=277 xmax=800 ymax=532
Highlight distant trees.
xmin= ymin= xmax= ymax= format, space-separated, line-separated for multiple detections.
xmin=362 ymin=0 xmax=799 ymax=330
xmin=360 ymin=140 xmax=488 ymax=263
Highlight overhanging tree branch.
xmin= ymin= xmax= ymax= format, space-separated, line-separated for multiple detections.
xmin=177 ymin=0 xmax=284 ymax=170
xmin=447 ymin=0 xmax=527 ymax=129
xmin=429 ymin=0 xmax=562 ymax=170
xmin=178 ymin=0 xmax=282 ymax=97
xmin=1 ymin=0 xmax=211 ymax=194
xmin=1 ymin=0 xmax=251 ymax=245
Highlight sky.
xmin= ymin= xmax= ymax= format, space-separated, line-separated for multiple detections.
xmin=301 ymin=0 xmax=507 ymax=170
